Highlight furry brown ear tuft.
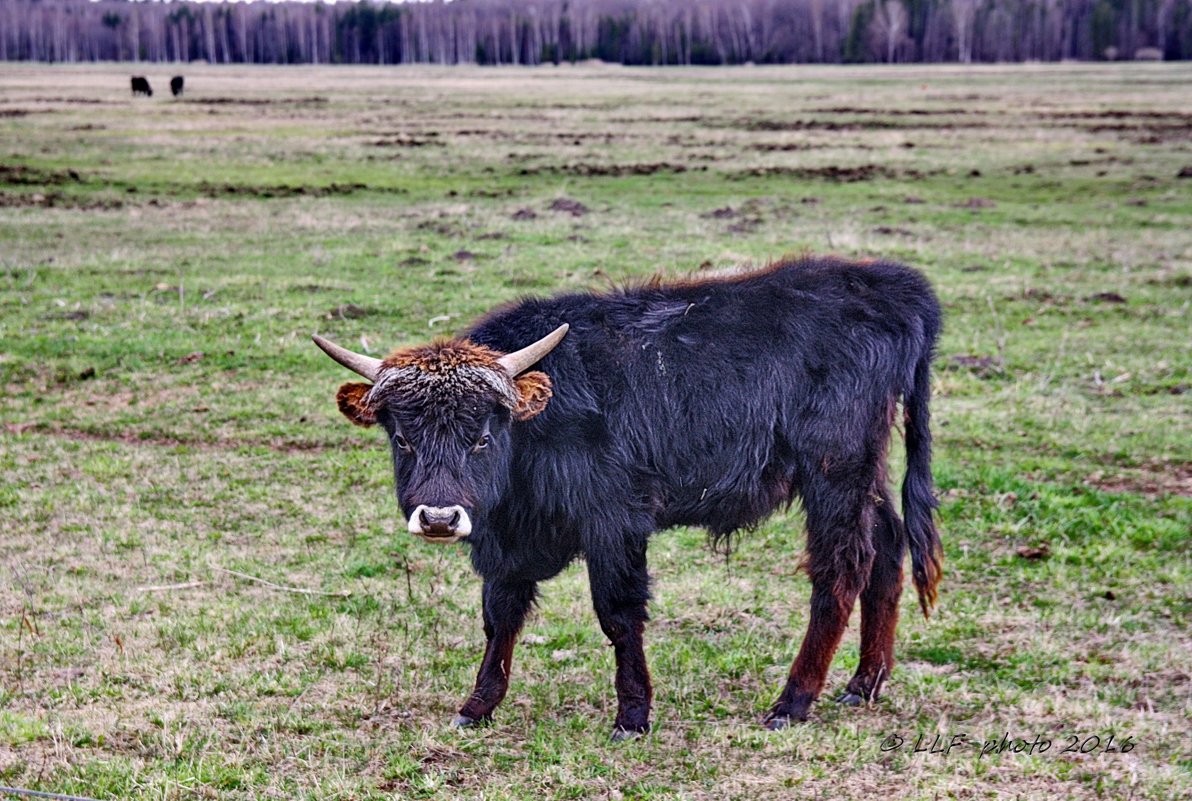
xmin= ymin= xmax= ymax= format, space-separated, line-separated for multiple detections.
xmin=512 ymin=371 xmax=553 ymax=421
xmin=336 ymin=382 xmax=377 ymax=427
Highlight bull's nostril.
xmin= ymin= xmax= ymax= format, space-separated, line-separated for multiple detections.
xmin=409 ymin=505 xmax=471 ymax=538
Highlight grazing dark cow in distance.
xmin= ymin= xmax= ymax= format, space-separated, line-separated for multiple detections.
xmin=130 ymin=76 xmax=152 ymax=97
xmin=313 ymin=256 xmax=943 ymax=739
xmin=170 ymin=76 xmax=184 ymax=97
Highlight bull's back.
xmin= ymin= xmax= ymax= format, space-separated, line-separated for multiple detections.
xmin=473 ymin=257 xmax=938 ymax=424
xmin=469 ymin=258 xmax=938 ymax=532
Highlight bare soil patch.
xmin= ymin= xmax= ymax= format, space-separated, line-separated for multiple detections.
xmin=24 ymin=96 xmax=108 ymax=104
xmin=517 ymin=162 xmax=694 ymax=177
xmin=371 ymin=135 xmax=443 ymax=148
xmin=703 ymin=206 xmax=737 ymax=219
xmin=326 ymin=303 xmax=375 ymax=320
xmin=1044 ymin=110 xmax=1192 ymax=123
xmin=0 ymin=190 xmax=124 ymax=210
xmin=945 ymin=354 xmax=1003 ymax=378
xmin=732 ymin=117 xmax=988 ymax=132
xmin=184 ymin=96 xmax=329 ymax=106
xmin=0 ymin=165 xmax=82 ymax=186
xmin=731 ymin=164 xmax=937 ymax=182
xmin=810 ymin=106 xmax=983 ymax=116
xmin=454 ymin=129 xmax=631 ymax=144
xmin=196 ymin=181 xmax=371 ymax=198
xmin=747 ymin=142 xmax=830 ymax=152
xmin=547 ymin=197 xmax=589 ymax=216
xmin=1083 ymin=462 xmax=1192 ymax=498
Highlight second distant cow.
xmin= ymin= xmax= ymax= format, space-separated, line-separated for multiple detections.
xmin=130 ymin=76 xmax=152 ymax=97
xmin=170 ymin=76 xmax=184 ymax=97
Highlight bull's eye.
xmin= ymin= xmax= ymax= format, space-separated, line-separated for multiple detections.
xmin=472 ymin=434 xmax=491 ymax=453
xmin=393 ymin=433 xmax=412 ymax=453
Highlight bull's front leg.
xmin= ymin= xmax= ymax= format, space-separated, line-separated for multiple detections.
xmin=587 ymin=540 xmax=653 ymax=740
xmin=454 ymin=578 xmax=537 ymax=727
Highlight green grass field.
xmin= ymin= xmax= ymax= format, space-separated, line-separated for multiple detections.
xmin=1 ymin=62 xmax=1189 ymax=800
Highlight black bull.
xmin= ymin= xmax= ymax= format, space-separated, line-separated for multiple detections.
xmin=314 ymin=256 xmax=943 ymax=738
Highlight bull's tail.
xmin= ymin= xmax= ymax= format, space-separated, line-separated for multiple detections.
xmin=903 ymin=349 xmax=942 ymax=618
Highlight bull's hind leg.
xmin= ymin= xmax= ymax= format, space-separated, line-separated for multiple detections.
xmin=838 ymin=485 xmax=905 ymax=706
xmin=454 ymin=578 xmax=537 ymax=726
xmin=765 ymin=479 xmax=876 ymax=729
xmin=587 ymin=538 xmax=653 ymax=740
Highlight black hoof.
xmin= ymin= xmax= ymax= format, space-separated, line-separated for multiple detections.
xmin=763 ymin=714 xmax=794 ymax=731
xmin=450 ymin=714 xmax=485 ymax=728
xmin=610 ymin=726 xmax=647 ymax=742
xmin=836 ymin=691 xmax=864 ymax=707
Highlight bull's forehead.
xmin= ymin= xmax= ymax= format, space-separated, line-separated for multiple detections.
xmin=367 ymin=339 xmax=517 ymax=411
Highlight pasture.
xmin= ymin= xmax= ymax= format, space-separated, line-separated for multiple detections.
xmin=1 ymin=63 xmax=1189 ymax=800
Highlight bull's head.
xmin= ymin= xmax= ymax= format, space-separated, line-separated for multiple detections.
xmin=312 ymin=325 xmax=568 ymax=544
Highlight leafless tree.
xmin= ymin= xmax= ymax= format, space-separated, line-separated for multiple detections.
xmin=952 ymin=0 xmax=978 ymax=63
xmin=1 ymin=0 xmax=1189 ymax=67
xmin=872 ymin=0 xmax=908 ymax=63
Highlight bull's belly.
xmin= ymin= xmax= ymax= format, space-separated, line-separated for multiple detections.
xmin=655 ymin=477 xmax=797 ymax=537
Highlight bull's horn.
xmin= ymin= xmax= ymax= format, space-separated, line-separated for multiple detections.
xmin=497 ymin=323 xmax=569 ymax=376
xmin=312 ymin=334 xmax=383 ymax=382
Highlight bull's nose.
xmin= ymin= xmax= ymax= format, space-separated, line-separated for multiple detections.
xmin=419 ymin=506 xmax=459 ymax=531
xmin=408 ymin=504 xmax=472 ymax=540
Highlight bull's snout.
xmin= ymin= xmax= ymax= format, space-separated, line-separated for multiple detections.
xmin=408 ymin=504 xmax=472 ymax=542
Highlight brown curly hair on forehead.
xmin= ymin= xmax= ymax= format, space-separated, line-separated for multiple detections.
xmin=336 ymin=338 xmax=554 ymax=424
xmin=382 ymin=339 xmax=503 ymax=373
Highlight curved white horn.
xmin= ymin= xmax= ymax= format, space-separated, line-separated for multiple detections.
xmin=497 ymin=324 xmax=569 ymax=376
xmin=312 ymin=334 xmax=383 ymax=382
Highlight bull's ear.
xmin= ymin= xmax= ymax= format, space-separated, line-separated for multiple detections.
xmin=512 ymin=371 xmax=552 ymax=421
xmin=336 ymin=382 xmax=377 ymax=427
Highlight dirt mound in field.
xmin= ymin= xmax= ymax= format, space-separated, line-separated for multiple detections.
xmin=734 ymin=117 xmax=988 ymax=132
xmin=0 ymin=165 xmax=82 ymax=186
xmin=371 ymin=135 xmax=443 ymax=148
xmin=187 ymin=96 xmax=329 ymax=106
xmin=194 ymin=181 xmax=397 ymax=198
xmin=809 ymin=106 xmax=982 ymax=117
xmin=730 ymin=164 xmax=936 ymax=182
xmin=548 ymin=197 xmax=589 ymax=216
xmin=1045 ymin=110 xmax=1192 ymax=123
xmin=0 ymin=191 xmax=123 ymax=210
xmin=517 ymin=162 xmax=695 ymax=177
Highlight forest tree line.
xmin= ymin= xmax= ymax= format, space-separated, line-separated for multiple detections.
xmin=3 ymin=0 xmax=1189 ymax=66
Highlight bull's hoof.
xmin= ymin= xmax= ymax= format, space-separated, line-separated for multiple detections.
xmin=610 ymin=726 xmax=647 ymax=742
xmin=763 ymin=704 xmax=809 ymax=730
xmin=763 ymin=714 xmax=794 ymax=731
xmin=836 ymin=691 xmax=865 ymax=707
xmin=450 ymin=714 xmax=486 ymax=728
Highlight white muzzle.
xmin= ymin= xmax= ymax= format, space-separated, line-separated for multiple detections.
xmin=407 ymin=504 xmax=472 ymax=543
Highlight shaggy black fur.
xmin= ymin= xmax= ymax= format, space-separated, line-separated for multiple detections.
xmin=364 ymin=255 xmax=943 ymax=737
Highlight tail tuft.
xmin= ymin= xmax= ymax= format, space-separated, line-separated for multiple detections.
xmin=903 ymin=347 xmax=942 ymax=618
